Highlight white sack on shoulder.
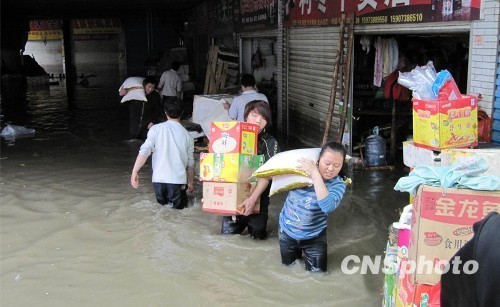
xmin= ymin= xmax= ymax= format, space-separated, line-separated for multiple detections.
xmin=119 ymin=77 xmax=147 ymax=103
xmin=252 ymin=148 xmax=321 ymax=178
xmin=269 ymin=174 xmax=313 ymax=197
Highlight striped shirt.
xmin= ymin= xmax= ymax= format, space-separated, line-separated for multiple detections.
xmin=279 ymin=176 xmax=346 ymax=240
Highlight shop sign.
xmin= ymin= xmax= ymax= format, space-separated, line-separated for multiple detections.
xmin=236 ymin=0 xmax=278 ymax=32
xmin=74 ymin=34 xmax=112 ymax=41
xmin=72 ymin=19 xmax=122 ymax=34
xmin=207 ymin=0 xmax=236 ymax=35
xmin=28 ymin=20 xmax=63 ymax=41
xmin=284 ymin=0 xmax=481 ymax=27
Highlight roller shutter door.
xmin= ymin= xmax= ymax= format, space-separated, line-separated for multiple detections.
xmin=287 ymin=26 xmax=340 ymax=146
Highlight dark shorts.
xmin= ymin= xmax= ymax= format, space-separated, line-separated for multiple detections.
xmin=153 ymin=183 xmax=188 ymax=209
xmin=220 ymin=213 xmax=268 ymax=240
xmin=279 ymin=227 xmax=327 ymax=272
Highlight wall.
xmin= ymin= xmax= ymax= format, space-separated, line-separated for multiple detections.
xmin=469 ymin=0 xmax=500 ymax=114
xmin=74 ymin=38 xmax=120 ymax=87
xmin=24 ymin=40 xmax=64 ymax=76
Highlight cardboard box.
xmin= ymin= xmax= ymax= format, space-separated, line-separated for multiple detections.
xmin=403 ymin=141 xmax=500 ymax=175
xmin=209 ymin=122 xmax=259 ymax=155
xmin=412 ymin=95 xmax=478 ymax=150
xmin=202 ymin=182 xmax=260 ymax=215
xmin=199 ymin=153 xmax=264 ymax=183
xmin=410 ymin=185 xmax=500 ymax=285
xmin=396 ymin=260 xmax=441 ymax=307
xmin=403 ymin=141 xmax=443 ymax=169
xmin=441 ymin=148 xmax=500 ymax=175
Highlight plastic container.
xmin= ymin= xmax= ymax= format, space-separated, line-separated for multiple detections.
xmin=365 ymin=127 xmax=386 ymax=166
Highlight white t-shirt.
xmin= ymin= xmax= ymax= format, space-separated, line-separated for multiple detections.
xmin=139 ymin=121 xmax=194 ymax=184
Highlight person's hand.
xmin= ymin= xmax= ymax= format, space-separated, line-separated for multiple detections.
xmin=147 ymin=122 xmax=154 ymax=129
xmin=297 ymin=157 xmax=319 ymax=178
xmin=119 ymin=87 xmax=127 ymax=97
xmin=238 ymin=198 xmax=257 ymax=216
xmin=187 ymin=182 xmax=194 ymax=193
xmin=223 ymin=101 xmax=230 ymax=110
xmin=131 ymin=172 xmax=139 ymax=188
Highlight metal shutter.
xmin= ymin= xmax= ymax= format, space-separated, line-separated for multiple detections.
xmin=286 ymin=26 xmax=340 ymax=146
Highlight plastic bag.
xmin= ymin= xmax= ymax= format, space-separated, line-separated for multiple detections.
xmin=398 ymin=61 xmax=437 ymax=99
xmin=0 ymin=124 xmax=35 ymax=139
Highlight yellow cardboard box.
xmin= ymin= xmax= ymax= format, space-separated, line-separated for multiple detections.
xmin=412 ymin=95 xmax=478 ymax=150
xmin=199 ymin=153 xmax=264 ymax=183
xmin=202 ymin=182 xmax=260 ymax=215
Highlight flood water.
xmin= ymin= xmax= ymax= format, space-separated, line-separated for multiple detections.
xmin=1 ymin=81 xmax=408 ymax=306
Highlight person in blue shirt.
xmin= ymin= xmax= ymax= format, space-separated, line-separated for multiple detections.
xmin=223 ymin=74 xmax=268 ymax=121
xmin=278 ymin=141 xmax=347 ymax=272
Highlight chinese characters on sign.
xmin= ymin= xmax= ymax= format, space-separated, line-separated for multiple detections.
xmin=284 ymin=0 xmax=481 ymax=27
xmin=237 ymin=0 xmax=278 ymax=32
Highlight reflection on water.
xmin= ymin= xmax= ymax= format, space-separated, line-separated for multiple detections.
xmin=1 ymin=83 xmax=406 ymax=306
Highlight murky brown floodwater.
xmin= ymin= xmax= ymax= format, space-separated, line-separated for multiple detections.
xmin=1 ymin=81 xmax=407 ymax=306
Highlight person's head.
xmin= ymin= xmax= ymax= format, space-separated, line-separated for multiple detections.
xmin=165 ymin=103 xmax=182 ymax=119
xmin=317 ymin=141 xmax=346 ymax=181
xmin=142 ymin=76 xmax=156 ymax=94
xmin=244 ymin=100 xmax=272 ymax=132
xmin=240 ymin=74 xmax=256 ymax=88
xmin=170 ymin=61 xmax=181 ymax=71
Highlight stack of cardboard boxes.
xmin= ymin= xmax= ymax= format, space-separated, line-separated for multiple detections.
xmin=200 ymin=122 xmax=264 ymax=215
xmin=383 ymin=88 xmax=500 ymax=306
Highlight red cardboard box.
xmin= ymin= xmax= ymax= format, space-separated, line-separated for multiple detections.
xmin=412 ymin=95 xmax=478 ymax=150
xmin=397 ymin=259 xmax=441 ymax=307
xmin=202 ymin=182 xmax=260 ymax=215
xmin=410 ymin=185 xmax=500 ymax=285
xmin=209 ymin=122 xmax=259 ymax=155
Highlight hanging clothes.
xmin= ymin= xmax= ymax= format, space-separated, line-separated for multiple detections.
xmin=383 ymin=38 xmax=399 ymax=79
xmin=373 ymin=37 xmax=383 ymax=87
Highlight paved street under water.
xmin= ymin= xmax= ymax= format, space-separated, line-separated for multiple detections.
xmin=0 ymin=81 xmax=408 ymax=306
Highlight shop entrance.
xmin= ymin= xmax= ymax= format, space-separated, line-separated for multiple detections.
xmin=352 ymin=32 xmax=470 ymax=164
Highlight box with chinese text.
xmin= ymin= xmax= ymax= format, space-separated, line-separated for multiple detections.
xmin=199 ymin=153 xmax=264 ymax=183
xmin=202 ymin=182 xmax=260 ymax=215
xmin=410 ymin=185 xmax=500 ymax=284
xmin=396 ymin=259 xmax=441 ymax=306
xmin=412 ymin=95 xmax=478 ymax=150
xmin=209 ymin=122 xmax=259 ymax=155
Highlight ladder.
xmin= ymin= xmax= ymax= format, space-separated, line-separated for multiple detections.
xmin=322 ymin=13 xmax=355 ymax=145
xmin=203 ymin=45 xmax=229 ymax=94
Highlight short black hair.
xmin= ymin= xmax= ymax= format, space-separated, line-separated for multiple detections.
xmin=240 ymin=74 xmax=256 ymax=87
xmin=170 ymin=61 xmax=181 ymax=71
xmin=164 ymin=102 xmax=182 ymax=119
xmin=244 ymin=100 xmax=272 ymax=130
xmin=142 ymin=76 xmax=156 ymax=87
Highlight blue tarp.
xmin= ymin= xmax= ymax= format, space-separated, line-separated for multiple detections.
xmin=394 ymin=156 xmax=500 ymax=195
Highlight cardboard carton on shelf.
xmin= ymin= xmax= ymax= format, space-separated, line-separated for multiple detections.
xmin=403 ymin=141 xmax=500 ymax=175
xmin=412 ymin=95 xmax=478 ymax=150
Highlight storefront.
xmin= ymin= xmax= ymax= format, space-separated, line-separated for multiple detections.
xmin=283 ymin=0 xmax=498 ymax=157
xmin=237 ymin=0 xmax=280 ymax=134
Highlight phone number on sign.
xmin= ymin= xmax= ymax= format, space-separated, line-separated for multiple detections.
xmin=390 ymin=13 xmax=423 ymax=23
